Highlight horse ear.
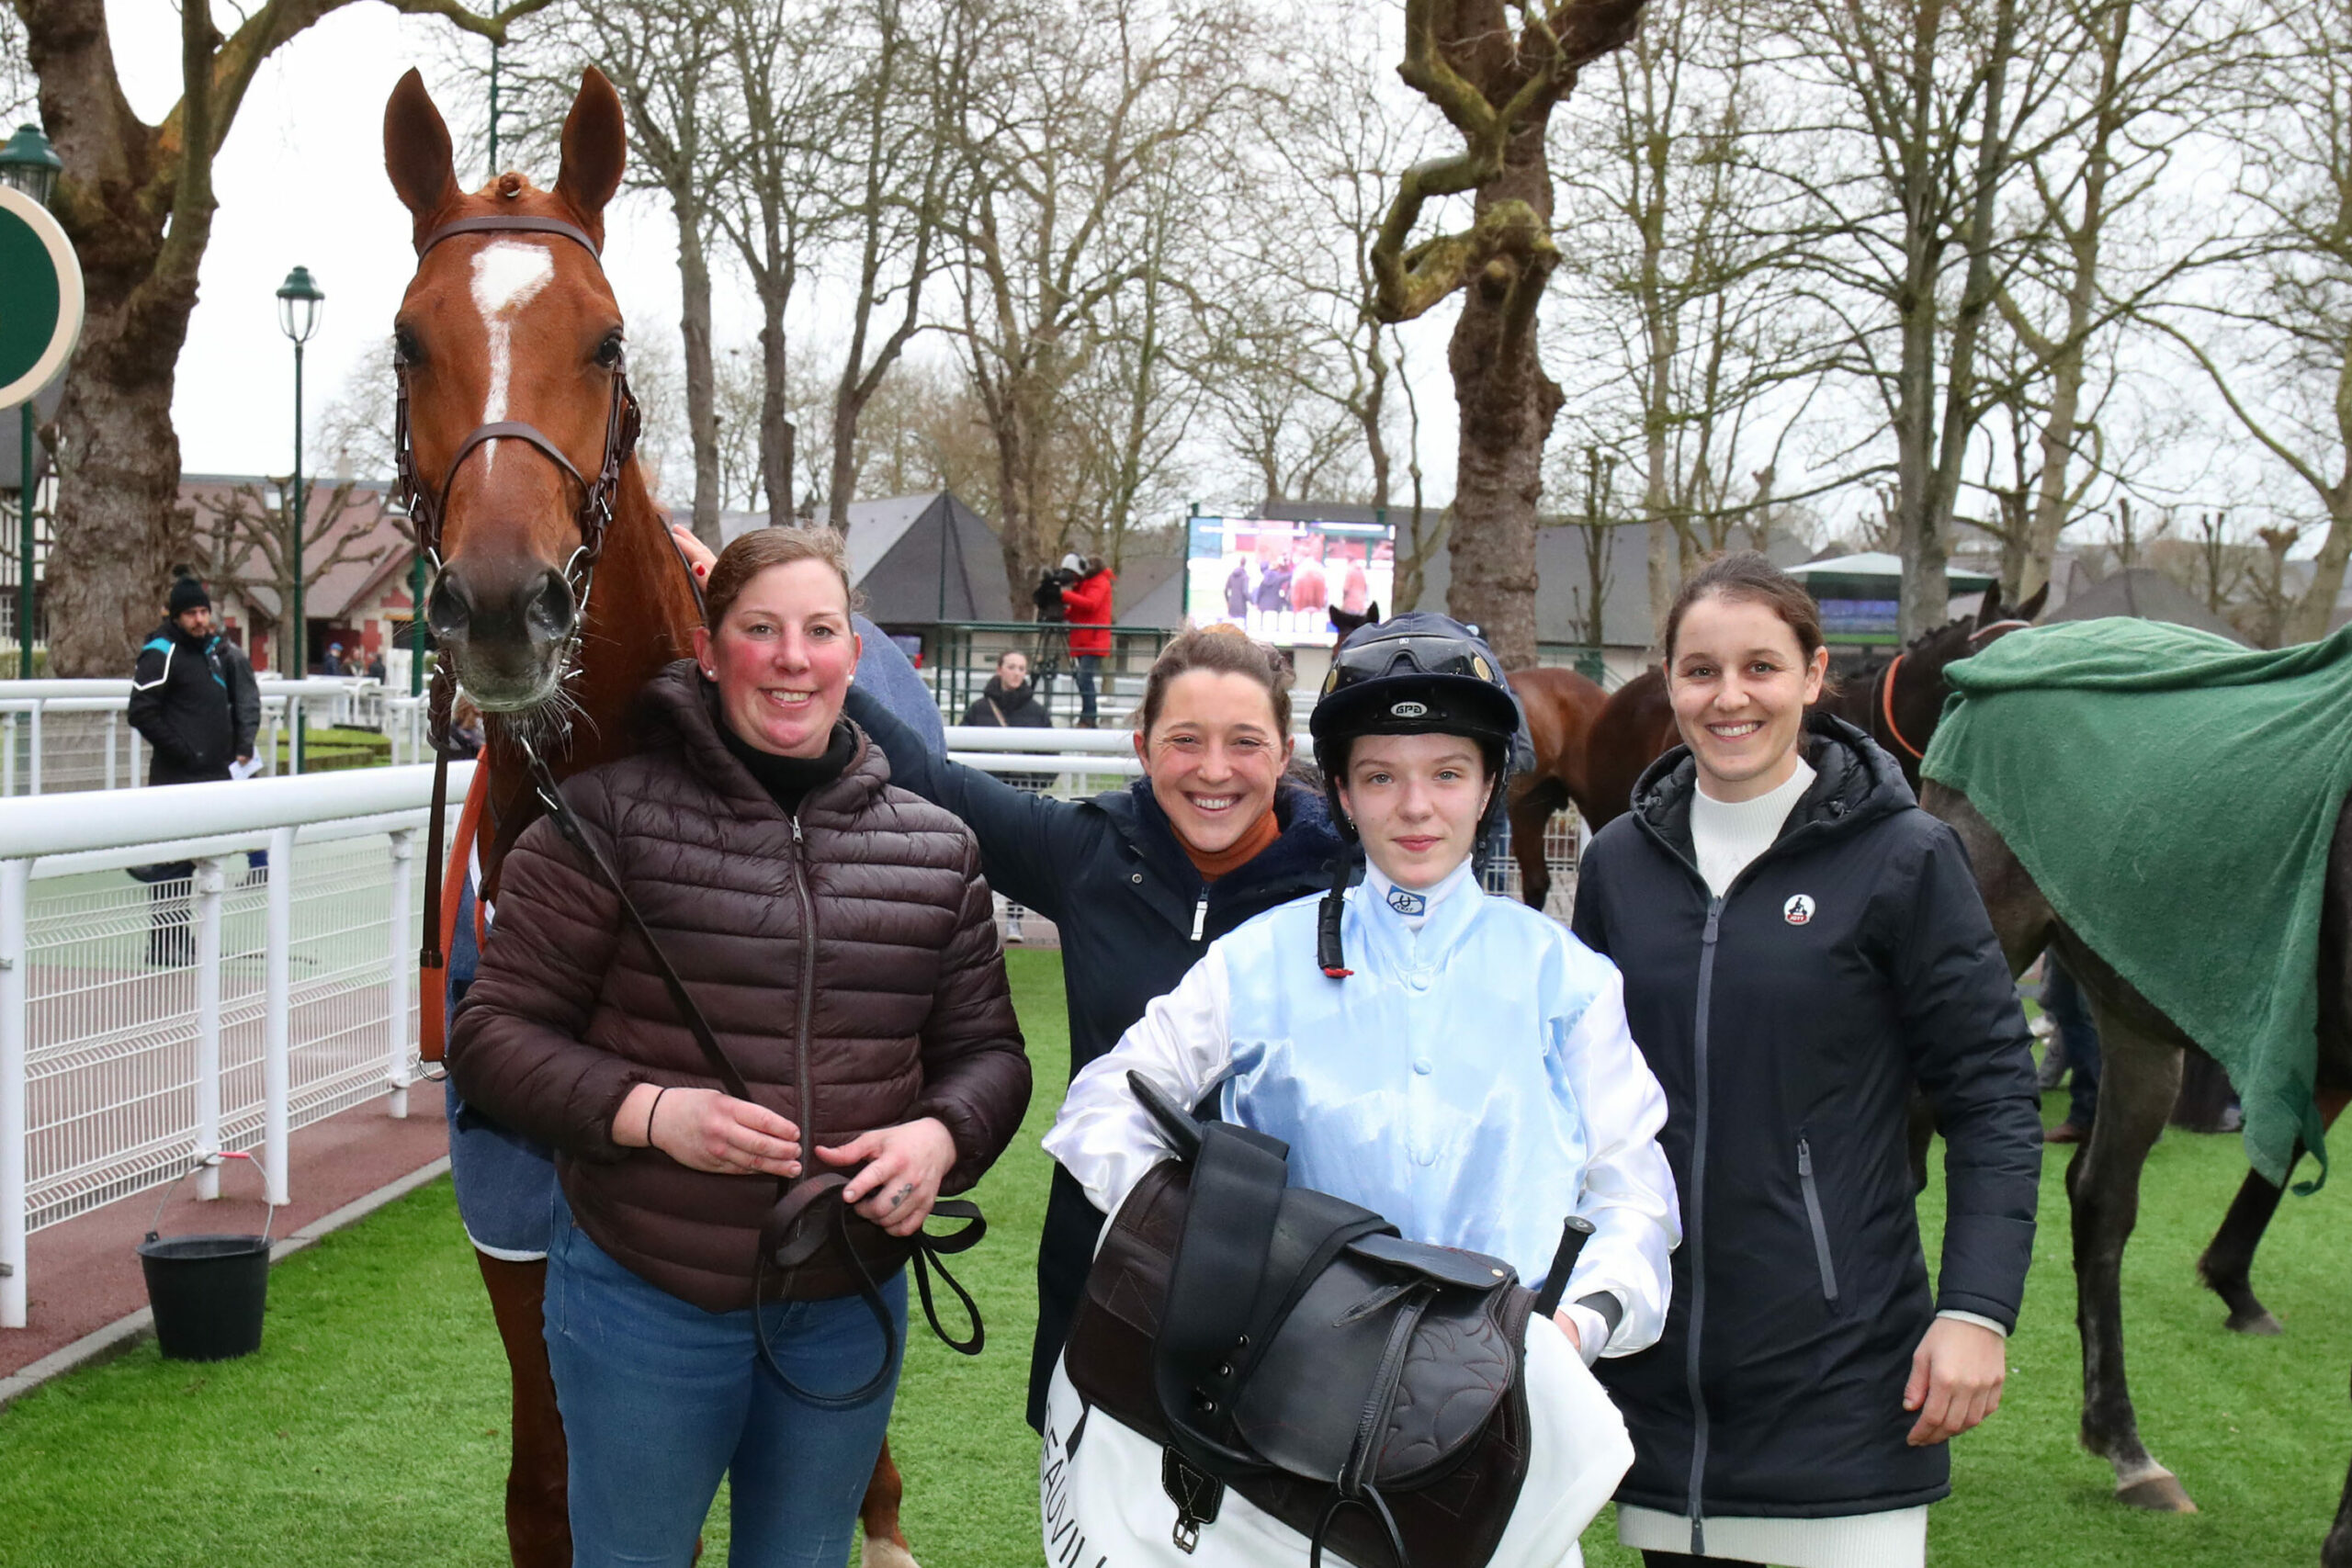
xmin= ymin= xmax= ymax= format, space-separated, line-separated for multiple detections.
xmin=384 ymin=69 xmax=461 ymax=229
xmin=2015 ymin=581 xmax=2050 ymax=621
xmin=555 ymin=67 xmax=628 ymax=231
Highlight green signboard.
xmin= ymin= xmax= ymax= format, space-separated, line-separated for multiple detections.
xmin=0 ymin=186 xmax=81 ymax=408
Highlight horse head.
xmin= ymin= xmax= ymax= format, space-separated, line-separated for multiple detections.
xmin=384 ymin=66 xmax=637 ymax=719
xmin=1871 ymin=580 xmax=2050 ymax=781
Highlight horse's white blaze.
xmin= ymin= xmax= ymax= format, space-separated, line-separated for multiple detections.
xmin=469 ymin=241 xmax=558 ymax=474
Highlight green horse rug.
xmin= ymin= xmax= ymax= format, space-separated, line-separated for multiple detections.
xmin=1924 ymin=615 xmax=2350 ymax=1190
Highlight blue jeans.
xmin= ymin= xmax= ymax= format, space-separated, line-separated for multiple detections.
xmin=544 ymin=1190 xmax=908 ymax=1567
xmin=2043 ymin=956 xmax=2102 ymax=1129
xmin=1074 ymin=653 xmax=1102 ymax=723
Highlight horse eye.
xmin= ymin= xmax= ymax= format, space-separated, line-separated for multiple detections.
xmin=393 ymin=327 xmax=424 ymax=368
xmin=595 ymin=333 xmax=624 ymax=368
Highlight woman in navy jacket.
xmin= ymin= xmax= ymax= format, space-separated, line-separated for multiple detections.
xmin=1571 ymin=553 xmax=2041 ymax=1568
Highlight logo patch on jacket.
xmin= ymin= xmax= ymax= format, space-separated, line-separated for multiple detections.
xmin=1783 ymin=894 xmax=1815 ymax=926
xmin=1385 ymin=886 xmax=1426 ymax=916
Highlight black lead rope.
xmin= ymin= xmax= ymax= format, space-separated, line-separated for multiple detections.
xmin=518 ymin=747 xmax=987 ymax=1404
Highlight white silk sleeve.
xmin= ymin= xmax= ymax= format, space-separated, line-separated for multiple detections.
xmin=1043 ymin=946 xmax=1235 ymax=1216
xmin=1555 ymin=968 xmax=1680 ymax=1359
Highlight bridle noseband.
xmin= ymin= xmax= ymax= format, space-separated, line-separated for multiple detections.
xmin=392 ymin=213 xmax=643 ymax=692
xmin=1876 ymin=616 xmax=2031 ymax=761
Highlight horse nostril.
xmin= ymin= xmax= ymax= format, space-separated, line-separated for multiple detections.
xmin=425 ymin=574 xmax=472 ymax=640
xmin=526 ymin=569 xmax=577 ymax=647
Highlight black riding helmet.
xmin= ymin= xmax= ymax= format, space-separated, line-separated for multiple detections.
xmin=1306 ymin=612 xmax=1527 ymax=976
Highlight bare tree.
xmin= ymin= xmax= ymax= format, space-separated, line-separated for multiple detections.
xmin=1990 ymin=0 xmax=2247 ymax=598
xmin=707 ymin=0 xmax=836 ymax=525
xmin=16 ymin=0 xmax=547 ymax=674
xmin=189 ymin=479 xmax=389 ymax=661
xmin=1553 ymin=0 xmax=1827 ymax=635
xmin=501 ymin=0 xmax=732 ymax=547
xmin=820 ymin=0 xmax=957 ymax=531
xmin=2149 ymin=0 xmax=2352 ymax=644
xmin=1767 ymin=0 xmax=2053 ymax=639
xmin=946 ymin=0 xmax=1253 ymax=606
xmin=1368 ymin=0 xmax=1651 ymax=671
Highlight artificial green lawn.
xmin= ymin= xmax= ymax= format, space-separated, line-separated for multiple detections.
xmin=0 ymin=947 xmax=2344 ymax=1565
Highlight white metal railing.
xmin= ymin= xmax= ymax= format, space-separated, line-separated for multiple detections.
xmin=0 ymin=677 xmax=388 ymax=795
xmin=0 ymin=762 xmax=468 ymax=1328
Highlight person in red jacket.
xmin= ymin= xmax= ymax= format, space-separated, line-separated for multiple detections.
xmin=1060 ymin=554 xmax=1115 ymax=728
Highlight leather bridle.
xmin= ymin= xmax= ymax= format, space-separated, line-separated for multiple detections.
xmin=1875 ymin=616 xmax=2033 ymax=761
xmin=391 ymin=212 xmax=643 ymax=721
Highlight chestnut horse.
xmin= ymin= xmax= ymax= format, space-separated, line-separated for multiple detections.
xmin=388 ymin=69 xmax=915 ymax=1568
xmin=1501 ymin=666 xmax=1609 ymax=910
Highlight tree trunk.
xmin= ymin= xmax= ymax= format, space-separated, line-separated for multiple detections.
xmin=758 ymin=310 xmax=792 ymax=527
xmin=826 ymin=386 xmax=865 ymax=532
xmin=46 ymin=321 xmax=191 ymax=674
xmin=1444 ymin=121 xmax=1559 ymax=672
xmin=672 ymin=182 xmax=723 ymax=548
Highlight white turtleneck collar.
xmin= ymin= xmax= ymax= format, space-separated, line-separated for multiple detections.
xmin=1690 ymin=756 xmax=1816 ymax=898
xmin=1363 ymin=856 xmax=1476 ymax=932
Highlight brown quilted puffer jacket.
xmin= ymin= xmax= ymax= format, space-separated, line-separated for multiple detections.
xmin=447 ymin=662 xmax=1031 ymax=1311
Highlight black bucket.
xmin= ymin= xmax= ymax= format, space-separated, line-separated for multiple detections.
xmin=137 ymin=1153 xmax=277 ymax=1362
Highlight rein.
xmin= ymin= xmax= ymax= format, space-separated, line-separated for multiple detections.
xmin=1877 ymin=617 xmax=2034 ymax=762
xmin=1876 ymin=653 xmax=1926 ymax=761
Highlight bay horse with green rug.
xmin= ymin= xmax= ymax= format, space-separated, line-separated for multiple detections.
xmin=1922 ymin=617 xmax=2352 ymax=1562
xmin=386 ymin=68 xmax=923 ymax=1568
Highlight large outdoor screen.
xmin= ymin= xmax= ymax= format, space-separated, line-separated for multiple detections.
xmin=1183 ymin=514 xmax=1395 ymax=647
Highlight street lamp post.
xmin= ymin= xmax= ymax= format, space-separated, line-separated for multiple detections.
xmin=1 ymin=125 xmax=63 ymax=677
xmin=276 ymin=265 xmax=323 ymax=770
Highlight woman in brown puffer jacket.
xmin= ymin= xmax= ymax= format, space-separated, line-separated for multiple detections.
xmin=448 ymin=526 xmax=1030 ymax=1568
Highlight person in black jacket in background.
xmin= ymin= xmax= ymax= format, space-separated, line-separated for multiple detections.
xmin=962 ymin=649 xmax=1054 ymax=940
xmin=129 ymin=577 xmax=238 ymax=962
xmin=1571 ymin=552 xmax=2040 ymax=1568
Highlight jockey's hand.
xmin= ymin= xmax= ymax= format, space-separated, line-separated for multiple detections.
xmin=668 ymin=522 xmax=718 ymax=581
xmin=1904 ymin=1316 xmax=2007 ymax=1445
xmin=1549 ymin=1309 xmax=1582 ymax=1354
xmin=819 ymin=1118 xmax=959 ymax=1237
xmin=617 ymin=1082 xmax=801 ymax=1177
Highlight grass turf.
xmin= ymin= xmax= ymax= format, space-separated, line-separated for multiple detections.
xmin=0 ymin=948 xmax=2344 ymax=1565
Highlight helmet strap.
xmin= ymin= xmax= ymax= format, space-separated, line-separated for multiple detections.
xmin=1317 ymin=856 xmax=1354 ymax=979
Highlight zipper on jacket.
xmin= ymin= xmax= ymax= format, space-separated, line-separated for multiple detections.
xmin=1797 ymin=1137 xmax=1840 ymax=1304
xmin=786 ymin=813 xmax=820 ymax=1183
xmin=1684 ymin=896 xmax=1722 ymax=1557
xmin=1190 ymin=892 xmax=1208 ymax=942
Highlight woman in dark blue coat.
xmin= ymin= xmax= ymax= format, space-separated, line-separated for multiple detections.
xmin=1571 ymin=554 xmax=2041 ymax=1568
xmin=842 ymin=626 xmax=1341 ymax=1427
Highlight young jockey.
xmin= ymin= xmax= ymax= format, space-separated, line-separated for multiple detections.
xmin=1042 ymin=614 xmax=1679 ymax=1565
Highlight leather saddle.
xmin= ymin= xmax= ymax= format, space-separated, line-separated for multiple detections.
xmin=1064 ymin=1073 xmax=1552 ymax=1567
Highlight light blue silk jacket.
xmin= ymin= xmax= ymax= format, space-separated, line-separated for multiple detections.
xmin=1045 ymin=867 xmax=1680 ymax=1360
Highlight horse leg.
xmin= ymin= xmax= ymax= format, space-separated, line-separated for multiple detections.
xmin=475 ymin=1250 xmax=572 ymax=1568
xmin=2068 ymin=1019 xmax=2196 ymax=1512
xmin=1505 ymin=779 xmax=1563 ymax=912
xmin=2195 ymin=1090 xmax=2344 ymax=1336
xmin=2327 ymin=1373 xmax=2352 ymax=1568
xmin=2197 ymin=1161 xmax=2291 ymax=1336
xmin=859 ymin=1441 xmax=919 ymax=1568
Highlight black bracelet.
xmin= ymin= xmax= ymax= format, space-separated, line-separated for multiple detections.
xmin=646 ymin=1086 xmax=670 ymax=1145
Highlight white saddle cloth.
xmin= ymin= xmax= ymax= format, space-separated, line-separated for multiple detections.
xmin=1038 ymin=1313 xmax=1633 ymax=1568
